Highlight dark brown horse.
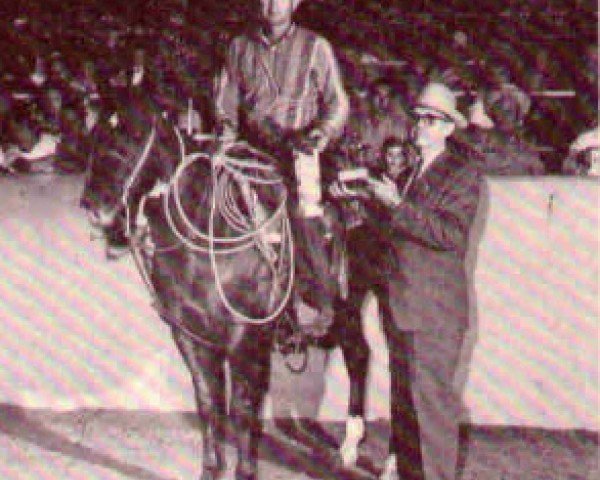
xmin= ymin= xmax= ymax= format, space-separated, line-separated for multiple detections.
xmin=81 ymin=110 xmax=296 ymax=480
xmin=80 ymin=91 xmax=384 ymax=477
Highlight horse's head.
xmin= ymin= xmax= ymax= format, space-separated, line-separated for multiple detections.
xmin=80 ymin=113 xmax=181 ymax=233
xmin=80 ymin=133 xmax=132 ymax=229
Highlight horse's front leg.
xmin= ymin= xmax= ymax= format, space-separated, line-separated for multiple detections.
xmin=229 ymin=329 xmax=273 ymax=480
xmin=172 ymin=327 xmax=227 ymax=480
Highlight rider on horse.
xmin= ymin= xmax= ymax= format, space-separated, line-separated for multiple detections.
xmin=214 ymin=0 xmax=349 ymax=336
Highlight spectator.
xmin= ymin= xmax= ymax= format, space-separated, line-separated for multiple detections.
xmin=0 ymin=44 xmax=61 ymax=173
xmin=40 ymin=51 xmax=96 ymax=173
xmin=525 ymin=48 xmax=572 ymax=172
xmin=466 ymin=82 xmax=545 ymax=175
xmin=359 ymin=79 xmax=412 ymax=169
xmin=562 ymin=124 xmax=600 ymax=176
xmin=366 ymin=82 xmax=482 ymax=480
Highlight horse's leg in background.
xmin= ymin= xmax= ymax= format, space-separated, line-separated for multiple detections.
xmin=171 ymin=327 xmax=228 ymax=480
xmin=336 ymin=277 xmax=370 ymax=466
xmin=228 ymin=326 xmax=273 ymax=480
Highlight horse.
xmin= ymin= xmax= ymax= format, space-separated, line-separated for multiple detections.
xmin=81 ymin=96 xmax=380 ymax=478
xmin=81 ymin=106 xmax=301 ymax=480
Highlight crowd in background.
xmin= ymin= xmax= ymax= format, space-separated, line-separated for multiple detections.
xmin=0 ymin=0 xmax=597 ymax=176
xmin=0 ymin=3 xmax=218 ymax=173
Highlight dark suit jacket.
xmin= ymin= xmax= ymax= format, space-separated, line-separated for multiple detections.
xmin=373 ymin=147 xmax=482 ymax=332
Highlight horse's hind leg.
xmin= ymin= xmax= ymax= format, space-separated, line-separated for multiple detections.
xmin=172 ymin=327 xmax=227 ymax=479
xmin=228 ymin=332 xmax=272 ymax=480
xmin=335 ymin=290 xmax=370 ymax=467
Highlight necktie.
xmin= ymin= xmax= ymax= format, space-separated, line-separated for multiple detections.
xmin=400 ymin=155 xmax=422 ymax=199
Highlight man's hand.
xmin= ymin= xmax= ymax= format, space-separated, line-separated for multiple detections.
xmin=328 ymin=180 xmax=369 ymax=199
xmin=366 ymin=176 xmax=402 ymax=208
xmin=208 ymin=131 xmax=237 ymax=161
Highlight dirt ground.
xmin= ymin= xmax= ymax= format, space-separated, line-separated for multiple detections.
xmin=0 ymin=172 xmax=597 ymax=480
xmin=0 ymin=405 xmax=596 ymax=480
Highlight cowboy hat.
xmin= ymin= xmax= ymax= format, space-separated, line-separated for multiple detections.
xmin=414 ymin=82 xmax=468 ymax=129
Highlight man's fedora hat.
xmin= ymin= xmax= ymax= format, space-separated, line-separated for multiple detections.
xmin=414 ymin=82 xmax=468 ymax=129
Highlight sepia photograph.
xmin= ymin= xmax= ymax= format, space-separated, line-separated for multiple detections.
xmin=0 ymin=1 xmax=597 ymax=479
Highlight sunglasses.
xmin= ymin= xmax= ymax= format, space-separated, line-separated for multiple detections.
xmin=414 ymin=112 xmax=452 ymax=126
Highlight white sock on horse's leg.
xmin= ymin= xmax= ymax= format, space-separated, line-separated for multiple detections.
xmin=339 ymin=415 xmax=365 ymax=467
xmin=379 ymin=454 xmax=397 ymax=480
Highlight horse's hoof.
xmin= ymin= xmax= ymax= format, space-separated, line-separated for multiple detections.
xmin=378 ymin=454 xmax=397 ymax=480
xmin=199 ymin=467 xmax=224 ymax=480
xmin=234 ymin=468 xmax=257 ymax=480
xmin=199 ymin=461 xmax=227 ymax=480
xmin=340 ymin=442 xmax=359 ymax=467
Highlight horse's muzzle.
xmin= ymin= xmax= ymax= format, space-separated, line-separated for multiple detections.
xmin=86 ymin=206 xmax=119 ymax=229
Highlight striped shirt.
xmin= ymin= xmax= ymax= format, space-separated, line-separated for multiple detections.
xmin=215 ymin=24 xmax=349 ymax=142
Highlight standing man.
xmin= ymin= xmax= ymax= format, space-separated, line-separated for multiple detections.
xmin=214 ymin=0 xmax=349 ymax=333
xmin=366 ymin=82 xmax=482 ymax=480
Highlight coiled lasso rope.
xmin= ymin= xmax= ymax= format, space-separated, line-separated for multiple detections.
xmin=162 ymin=128 xmax=295 ymax=325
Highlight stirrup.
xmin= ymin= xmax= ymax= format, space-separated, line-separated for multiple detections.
xmin=295 ymin=299 xmax=333 ymax=339
xmin=274 ymin=310 xmax=309 ymax=373
xmin=281 ymin=334 xmax=309 ymax=374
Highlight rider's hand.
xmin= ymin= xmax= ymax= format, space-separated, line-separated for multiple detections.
xmin=208 ymin=133 xmax=237 ymax=163
xmin=211 ymin=121 xmax=237 ymax=155
xmin=306 ymin=128 xmax=329 ymax=153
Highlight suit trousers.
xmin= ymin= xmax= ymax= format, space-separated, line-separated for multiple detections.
xmin=384 ymin=319 xmax=466 ymax=480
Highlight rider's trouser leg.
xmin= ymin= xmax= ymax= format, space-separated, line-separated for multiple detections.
xmin=290 ymin=213 xmax=336 ymax=314
xmin=288 ymin=148 xmax=336 ymax=333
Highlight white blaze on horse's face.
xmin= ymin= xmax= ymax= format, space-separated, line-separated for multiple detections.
xmin=87 ymin=205 xmax=118 ymax=229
